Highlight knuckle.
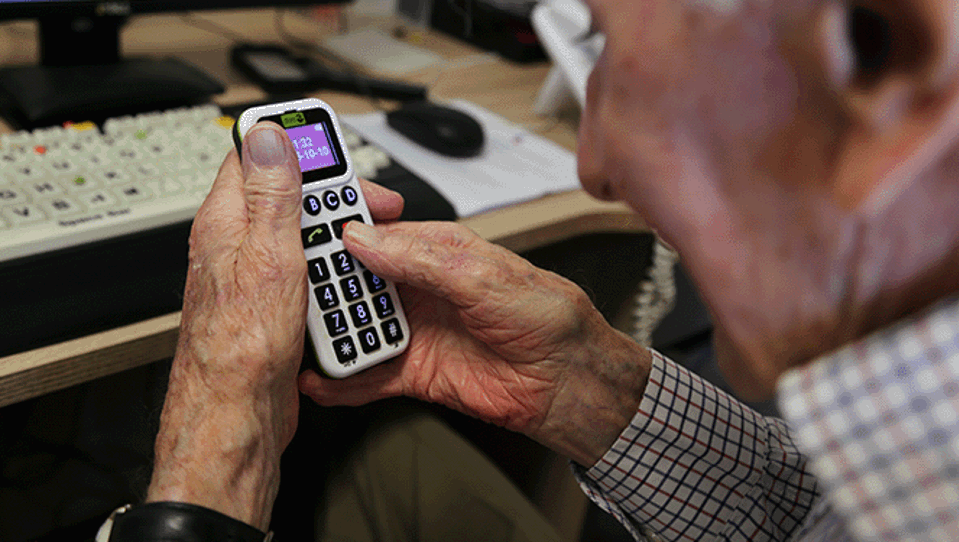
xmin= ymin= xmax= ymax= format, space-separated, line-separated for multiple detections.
xmin=245 ymin=178 xmax=300 ymax=219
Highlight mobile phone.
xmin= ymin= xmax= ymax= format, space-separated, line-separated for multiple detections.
xmin=233 ymin=98 xmax=411 ymax=378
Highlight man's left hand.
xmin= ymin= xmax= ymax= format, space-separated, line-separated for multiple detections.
xmin=145 ymin=121 xmax=403 ymax=530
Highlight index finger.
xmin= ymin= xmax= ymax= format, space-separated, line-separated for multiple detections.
xmin=359 ymin=179 xmax=404 ymax=222
xmin=342 ymin=221 xmax=531 ymax=310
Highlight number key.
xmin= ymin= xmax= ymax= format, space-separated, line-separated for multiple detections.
xmin=372 ymin=293 xmax=395 ymax=318
xmin=308 ymin=257 xmax=330 ymax=284
xmin=358 ymin=327 xmax=381 ymax=354
xmin=349 ymin=301 xmax=373 ymax=327
xmin=315 ymin=283 xmax=339 ymax=310
xmin=331 ymin=250 xmax=355 ymax=275
xmin=340 ymin=276 xmax=363 ymax=302
xmin=323 ymin=310 xmax=349 ymax=336
xmin=363 ymin=270 xmax=386 ymax=293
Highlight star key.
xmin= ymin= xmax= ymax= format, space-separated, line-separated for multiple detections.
xmin=332 ymin=336 xmax=357 ymax=365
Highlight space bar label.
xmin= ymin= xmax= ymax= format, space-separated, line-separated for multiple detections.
xmin=58 ymin=208 xmax=131 ymax=227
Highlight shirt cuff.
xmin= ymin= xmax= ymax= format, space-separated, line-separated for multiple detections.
xmin=572 ymin=350 xmax=770 ymax=541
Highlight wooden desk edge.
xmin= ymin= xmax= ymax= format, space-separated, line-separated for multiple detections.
xmin=0 ymin=192 xmax=647 ymax=407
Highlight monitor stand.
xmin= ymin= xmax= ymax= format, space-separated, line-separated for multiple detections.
xmin=0 ymin=15 xmax=224 ymax=129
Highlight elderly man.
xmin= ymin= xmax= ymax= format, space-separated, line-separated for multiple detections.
xmin=99 ymin=0 xmax=959 ymax=540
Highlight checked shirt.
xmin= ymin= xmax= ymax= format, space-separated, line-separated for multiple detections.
xmin=574 ymin=297 xmax=959 ymax=541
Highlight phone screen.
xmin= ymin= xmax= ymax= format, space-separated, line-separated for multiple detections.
xmin=286 ymin=122 xmax=340 ymax=172
xmin=261 ymin=107 xmax=349 ymax=184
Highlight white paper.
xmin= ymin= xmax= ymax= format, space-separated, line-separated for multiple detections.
xmin=342 ymin=100 xmax=581 ymax=217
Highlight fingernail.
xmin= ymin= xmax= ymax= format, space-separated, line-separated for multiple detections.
xmin=345 ymin=222 xmax=383 ymax=248
xmin=248 ymin=126 xmax=287 ymax=166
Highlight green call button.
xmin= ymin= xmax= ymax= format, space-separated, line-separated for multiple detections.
xmin=281 ymin=112 xmax=307 ymax=128
xmin=301 ymin=224 xmax=332 ymax=248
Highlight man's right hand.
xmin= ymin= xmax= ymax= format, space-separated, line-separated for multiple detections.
xmin=298 ymin=220 xmax=651 ymax=467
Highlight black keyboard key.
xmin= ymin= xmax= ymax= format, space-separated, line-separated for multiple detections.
xmin=349 ymin=301 xmax=373 ymax=327
xmin=315 ymin=283 xmax=339 ymax=310
xmin=308 ymin=256 xmax=330 ymax=284
xmin=363 ymin=270 xmax=386 ymax=293
xmin=342 ymin=186 xmax=358 ymax=206
xmin=331 ymin=250 xmax=355 ymax=275
xmin=301 ymin=224 xmax=332 ymax=248
xmin=323 ymin=310 xmax=349 ymax=336
xmin=340 ymin=276 xmax=363 ymax=301
xmin=303 ymin=194 xmax=322 ymax=216
xmin=381 ymin=318 xmax=404 ymax=344
xmin=333 ymin=336 xmax=357 ymax=365
xmin=332 ymin=214 xmax=364 ymax=239
xmin=372 ymin=292 xmax=395 ymax=318
xmin=358 ymin=327 xmax=381 ymax=354
xmin=323 ymin=190 xmax=340 ymax=211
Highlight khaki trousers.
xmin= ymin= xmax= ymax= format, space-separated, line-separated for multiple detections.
xmin=315 ymin=410 xmax=564 ymax=542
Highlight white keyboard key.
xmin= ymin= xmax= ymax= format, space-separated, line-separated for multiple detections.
xmin=2 ymin=203 xmax=46 ymax=225
xmin=57 ymin=173 xmax=99 ymax=193
xmin=110 ymin=144 xmax=144 ymax=163
xmin=95 ymin=167 xmax=131 ymax=185
xmin=142 ymin=140 xmax=176 ymax=158
xmin=76 ymin=151 xmax=113 ymax=169
xmin=24 ymin=179 xmax=63 ymax=198
xmin=81 ymin=189 xmax=117 ymax=210
xmin=145 ymin=177 xmax=185 ymax=197
xmin=11 ymin=164 xmax=45 ymax=182
xmin=0 ymin=186 xmax=28 ymax=205
xmin=44 ymin=157 xmax=79 ymax=175
xmin=127 ymin=162 xmax=163 ymax=179
xmin=159 ymin=157 xmax=196 ymax=175
xmin=39 ymin=196 xmax=83 ymax=218
xmin=114 ymin=183 xmax=153 ymax=204
xmin=188 ymin=149 xmax=218 ymax=169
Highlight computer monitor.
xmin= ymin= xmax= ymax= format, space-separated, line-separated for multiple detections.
xmin=0 ymin=0 xmax=351 ymax=127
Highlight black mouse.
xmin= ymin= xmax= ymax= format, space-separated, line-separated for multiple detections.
xmin=386 ymin=102 xmax=485 ymax=158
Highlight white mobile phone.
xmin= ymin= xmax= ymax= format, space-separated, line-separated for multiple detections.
xmin=233 ymin=98 xmax=410 ymax=378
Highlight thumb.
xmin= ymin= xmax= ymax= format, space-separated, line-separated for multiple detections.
xmin=240 ymin=122 xmax=303 ymax=238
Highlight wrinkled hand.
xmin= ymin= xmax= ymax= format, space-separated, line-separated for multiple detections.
xmin=299 ymin=221 xmax=651 ymax=466
xmin=146 ymin=122 xmax=403 ymax=529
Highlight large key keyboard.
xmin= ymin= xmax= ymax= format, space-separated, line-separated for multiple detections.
xmin=0 ymin=104 xmax=455 ymax=266
xmin=0 ymin=105 xmax=232 ymax=264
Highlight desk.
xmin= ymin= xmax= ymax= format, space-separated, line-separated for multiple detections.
xmin=0 ymin=8 xmax=647 ymax=409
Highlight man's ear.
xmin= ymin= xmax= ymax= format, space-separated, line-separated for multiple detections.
xmin=815 ymin=0 xmax=959 ymax=210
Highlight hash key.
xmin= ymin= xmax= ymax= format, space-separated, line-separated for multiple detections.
xmin=381 ymin=318 xmax=404 ymax=345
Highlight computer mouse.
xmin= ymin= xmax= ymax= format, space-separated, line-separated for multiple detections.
xmin=386 ymin=102 xmax=485 ymax=158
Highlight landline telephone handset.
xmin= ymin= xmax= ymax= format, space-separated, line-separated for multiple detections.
xmin=532 ymin=0 xmax=679 ymax=347
xmin=530 ymin=0 xmax=604 ymax=115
